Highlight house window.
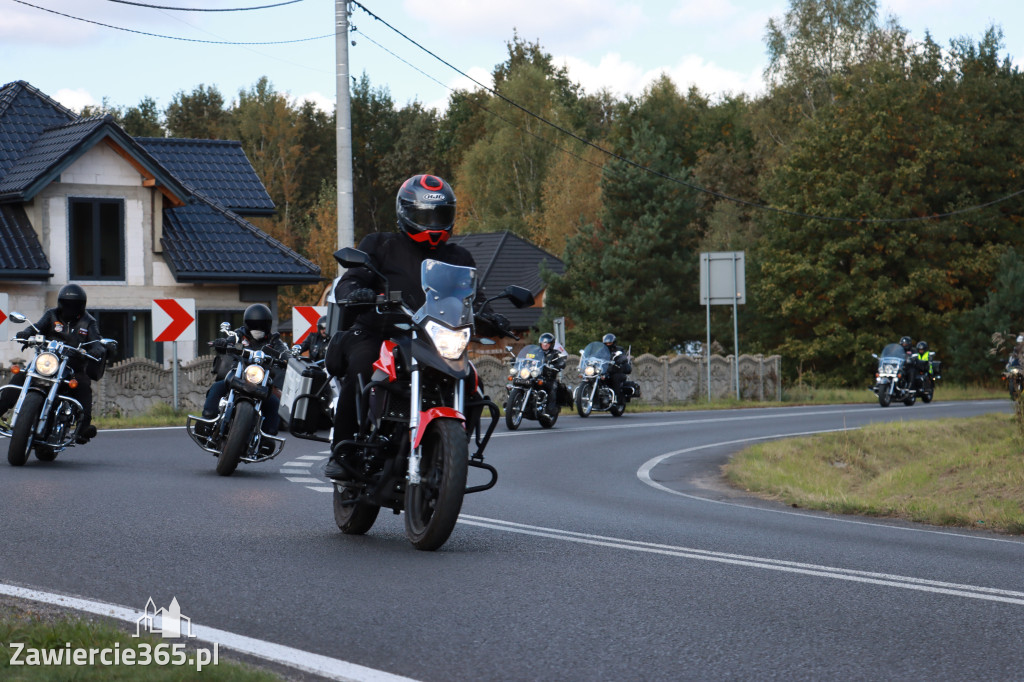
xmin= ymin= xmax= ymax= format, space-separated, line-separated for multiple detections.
xmin=94 ymin=310 xmax=162 ymax=364
xmin=69 ymin=198 xmax=124 ymax=280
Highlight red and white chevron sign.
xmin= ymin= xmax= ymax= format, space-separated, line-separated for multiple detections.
xmin=153 ymin=298 xmax=196 ymax=343
xmin=0 ymin=293 xmax=8 ymax=340
xmin=293 ymin=305 xmax=327 ymax=344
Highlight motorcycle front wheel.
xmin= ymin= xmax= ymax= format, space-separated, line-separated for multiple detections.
xmin=216 ymin=401 xmax=255 ymax=476
xmin=404 ymin=419 xmax=469 ymax=551
xmin=576 ymin=383 xmax=594 ymax=417
xmin=9 ymin=391 xmax=44 ymax=466
xmin=505 ymin=388 xmax=525 ymax=430
xmin=334 ymin=484 xmax=380 ymax=535
xmin=877 ymin=383 xmax=892 ymax=407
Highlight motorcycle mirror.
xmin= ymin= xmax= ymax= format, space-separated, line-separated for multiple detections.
xmin=334 ymin=246 xmax=370 ymax=268
xmin=9 ymin=312 xmax=26 ymax=324
xmin=219 ymin=321 xmax=231 ymax=332
xmin=503 ymin=285 xmax=535 ymax=309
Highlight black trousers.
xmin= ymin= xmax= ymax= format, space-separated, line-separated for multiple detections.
xmin=0 ymin=371 xmax=93 ymax=425
xmin=328 ymin=328 xmax=383 ymax=451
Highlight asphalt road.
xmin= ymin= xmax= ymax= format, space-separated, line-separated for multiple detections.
xmin=1 ymin=399 xmax=1021 ymax=681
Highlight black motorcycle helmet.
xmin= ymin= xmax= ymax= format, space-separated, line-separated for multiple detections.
xmin=57 ymin=284 xmax=87 ymax=322
xmin=603 ymin=333 xmax=616 ymax=346
xmin=396 ymin=174 xmax=456 ymax=248
xmin=539 ymin=333 xmax=555 ymax=348
xmin=243 ymin=304 xmax=274 ymax=340
xmin=916 ymin=341 xmax=928 ymax=353
xmin=317 ymin=316 xmax=328 ymax=334
xmin=899 ymin=335 xmax=913 ymax=349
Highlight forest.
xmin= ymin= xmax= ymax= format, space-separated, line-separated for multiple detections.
xmin=83 ymin=0 xmax=1024 ymax=386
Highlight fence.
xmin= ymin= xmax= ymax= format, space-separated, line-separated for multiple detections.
xmin=0 ymin=352 xmax=781 ymax=418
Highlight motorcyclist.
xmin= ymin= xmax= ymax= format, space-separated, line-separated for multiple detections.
xmin=292 ymin=316 xmax=329 ymax=362
xmin=898 ymin=335 xmax=918 ymax=389
xmin=913 ymin=341 xmax=932 ymax=388
xmin=0 ymin=284 xmax=107 ymax=444
xmin=325 ymin=174 xmax=508 ymax=480
xmin=201 ymin=303 xmax=288 ymax=436
xmin=537 ymin=332 xmax=567 ymax=418
xmin=602 ymin=333 xmax=632 ymax=404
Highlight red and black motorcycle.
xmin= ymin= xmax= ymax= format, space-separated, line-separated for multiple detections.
xmin=330 ymin=247 xmax=534 ymax=550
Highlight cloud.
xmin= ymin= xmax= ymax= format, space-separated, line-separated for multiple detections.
xmin=294 ymin=91 xmax=334 ymax=113
xmin=424 ymin=67 xmax=493 ymax=113
xmin=559 ymin=52 xmax=764 ymax=100
xmin=52 ymin=88 xmax=98 ymax=112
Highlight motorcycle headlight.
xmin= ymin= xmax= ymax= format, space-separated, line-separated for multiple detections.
xmin=530 ymin=368 xmax=540 ymax=378
xmin=519 ymin=367 xmax=531 ymax=380
xmin=34 ymin=352 xmax=59 ymax=377
xmin=425 ymin=321 xmax=470 ymax=360
xmin=244 ymin=364 xmax=266 ymax=385
xmin=584 ymin=365 xmax=596 ymax=377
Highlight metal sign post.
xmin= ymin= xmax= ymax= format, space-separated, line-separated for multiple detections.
xmin=699 ymin=252 xmax=746 ymax=400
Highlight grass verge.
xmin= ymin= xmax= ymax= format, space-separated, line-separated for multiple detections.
xmin=723 ymin=412 xmax=1024 ymax=534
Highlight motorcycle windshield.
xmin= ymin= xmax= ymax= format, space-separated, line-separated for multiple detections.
xmin=581 ymin=341 xmax=612 ymax=362
xmin=512 ymin=344 xmax=544 ymax=375
xmin=411 ymin=259 xmax=477 ymax=329
xmin=880 ymin=344 xmax=905 ymax=358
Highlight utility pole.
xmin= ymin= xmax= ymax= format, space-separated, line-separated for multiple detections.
xmin=335 ymin=0 xmax=355 ymax=266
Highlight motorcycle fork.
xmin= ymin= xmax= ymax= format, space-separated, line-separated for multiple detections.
xmin=407 ymin=355 xmax=422 ymax=485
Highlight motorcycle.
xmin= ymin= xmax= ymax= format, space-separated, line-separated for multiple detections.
xmin=186 ymin=323 xmax=288 ymax=476
xmin=504 ymin=344 xmax=563 ymax=430
xmin=573 ymin=341 xmax=638 ymax=417
xmin=871 ymin=344 xmax=940 ymax=407
xmin=1004 ymin=356 xmax=1024 ymax=401
xmin=330 ymin=247 xmax=534 ymax=551
xmin=282 ymin=353 xmax=338 ymax=443
xmin=0 ymin=312 xmax=115 ymax=466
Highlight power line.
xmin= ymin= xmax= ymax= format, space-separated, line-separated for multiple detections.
xmin=104 ymin=0 xmax=304 ymax=10
xmin=349 ymin=0 xmax=1024 ymax=224
xmin=13 ymin=0 xmax=331 ymax=44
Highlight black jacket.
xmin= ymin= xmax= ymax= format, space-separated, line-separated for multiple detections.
xmin=213 ymin=326 xmax=289 ymax=386
xmin=336 ymin=232 xmax=476 ymax=334
xmin=605 ymin=343 xmax=632 ymax=374
xmin=297 ymin=331 xmax=330 ymax=362
xmin=16 ymin=309 xmax=102 ymax=373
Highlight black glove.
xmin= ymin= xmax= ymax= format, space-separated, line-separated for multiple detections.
xmin=487 ymin=313 xmax=510 ymax=330
xmin=210 ymin=338 xmax=229 ymax=350
xmin=347 ymin=288 xmax=377 ymax=304
xmin=14 ymin=330 xmax=30 ymax=341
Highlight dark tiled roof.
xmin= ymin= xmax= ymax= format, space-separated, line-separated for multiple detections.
xmin=450 ymin=231 xmax=564 ymax=329
xmin=0 ymin=81 xmax=76 ymax=180
xmin=0 ymin=115 xmax=109 ymax=198
xmin=0 ymin=204 xmax=50 ymax=280
xmin=161 ymin=194 xmax=321 ymax=284
xmin=137 ymin=138 xmax=275 ymax=215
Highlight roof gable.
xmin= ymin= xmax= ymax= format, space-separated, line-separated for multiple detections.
xmin=137 ymin=138 xmax=275 ymax=216
xmin=0 ymin=203 xmax=50 ymax=280
xmin=0 ymin=80 xmax=76 ymax=179
xmin=450 ymin=231 xmax=564 ymax=329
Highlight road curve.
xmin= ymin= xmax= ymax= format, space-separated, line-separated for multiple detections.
xmin=1 ymin=399 xmax=1020 ymax=681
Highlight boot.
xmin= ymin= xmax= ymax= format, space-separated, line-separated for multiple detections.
xmin=76 ymin=423 xmax=97 ymax=444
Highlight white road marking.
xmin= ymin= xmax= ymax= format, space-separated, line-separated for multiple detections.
xmin=0 ymin=582 xmax=415 ymax=682
xmin=285 ymin=477 xmax=321 ymax=483
xmin=297 ymin=455 xmax=326 ymax=460
xmin=308 ymin=486 xmax=334 ymax=492
xmin=458 ymin=515 xmax=1024 ymax=605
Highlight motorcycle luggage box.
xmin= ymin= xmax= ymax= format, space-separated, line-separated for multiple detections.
xmin=279 ymin=357 xmax=313 ymax=427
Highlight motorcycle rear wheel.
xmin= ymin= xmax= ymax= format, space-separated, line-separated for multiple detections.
xmin=216 ymin=401 xmax=255 ymax=476
xmin=333 ymin=484 xmax=380 ymax=534
xmin=576 ymin=384 xmax=593 ymax=418
xmin=404 ymin=419 xmax=469 ymax=551
xmin=9 ymin=391 xmax=43 ymax=466
xmin=505 ymin=388 xmax=525 ymax=430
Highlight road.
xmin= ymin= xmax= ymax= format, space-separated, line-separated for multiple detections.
xmin=1 ymin=400 xmax=1021 ymax=680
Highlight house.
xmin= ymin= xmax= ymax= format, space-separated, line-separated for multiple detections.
xmin=0 ymin=81 xmax=321 ymax=366
xmin=449 ymin=231 xmax=564 ymax=335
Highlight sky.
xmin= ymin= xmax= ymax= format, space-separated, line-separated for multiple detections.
xmin=3 ymin=0 xmax=1023 ymax=117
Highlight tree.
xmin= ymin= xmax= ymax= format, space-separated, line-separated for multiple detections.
xmin=164 ymin=84 xmax=231 ymax=139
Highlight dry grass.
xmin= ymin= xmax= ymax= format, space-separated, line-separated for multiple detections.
xmin=723 ymin=413 xmax=1024 ymax=533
